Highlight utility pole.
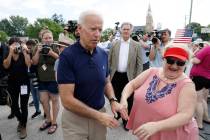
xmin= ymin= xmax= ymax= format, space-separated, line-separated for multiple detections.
xmin=189 ymin=0 xmax=193 ymax=24
xmin=185 ymin=15 xmax=187 ymax=27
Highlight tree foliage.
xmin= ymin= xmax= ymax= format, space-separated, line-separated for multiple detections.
xmin=0 ymin=16 xmax=28 ymax=36
xmin=101 ymin=28 xmax=113 ymax=42
xmin=0 ymin=18 xmax=14 ymax=36
xmin=186 ymin=22 xmax=210 ymax=41
xmin=51 ymin=13 xmax=65 ymax=26
xmin=10 ymin=16 xmax=28 ymax=36
xmin=26 ymin=18 xmax=63 ymax=41
xmin=186 ymin=22 xmax=201 ymax=36
xmin=0 ymin=31 xmax=8 ymax=42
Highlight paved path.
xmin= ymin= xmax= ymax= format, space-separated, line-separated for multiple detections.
xmin=0 ymin=97 xmax=209 ymax=140
xmin=0 ymin=97 xmax=137 ymax=140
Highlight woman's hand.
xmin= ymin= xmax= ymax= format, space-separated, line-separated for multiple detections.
xmin=9 ymin=43 xmax=17 ymax=54
xmin=47 ymin=47 xmax=53 ymax=55
xmin=133 ymin=122 xmax=160 ymax=140
xmin=120 ymin=99 xmax=129 ymax=120
xmin=21 ymin=43 xmax=29 ymax=53
xmin=47 ymin=47 xmax=59 ymax=59
xmin=111 ymin=101 xmax=128 ymax=120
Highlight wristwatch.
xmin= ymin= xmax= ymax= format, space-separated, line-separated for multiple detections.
xmin=109 ymin=97 xmax=118 ymax=103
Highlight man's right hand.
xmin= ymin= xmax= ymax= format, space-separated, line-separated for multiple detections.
xmin=154 ymin=39 xmax=161 ymax=49
xmin=98 ymin=112 xmax=119 ymax=128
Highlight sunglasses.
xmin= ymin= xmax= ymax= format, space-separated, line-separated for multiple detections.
xmin=165 ymin=57 xmax=186 ymax=66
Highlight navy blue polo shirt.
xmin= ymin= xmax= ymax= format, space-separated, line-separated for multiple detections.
xmin=57 ymin=41 xmax=109 ymax=110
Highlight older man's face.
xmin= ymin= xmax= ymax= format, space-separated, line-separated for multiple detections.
xmin=121 ymin=24 xmax=132 ymax=41
xmin=78 ymin=15 xmax=103 ymax=50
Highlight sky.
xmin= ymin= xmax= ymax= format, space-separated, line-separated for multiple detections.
xmin=0 ymin=0 xmax=209 ymax=37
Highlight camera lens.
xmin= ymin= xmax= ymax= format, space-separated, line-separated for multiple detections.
xmin=14 ymin=43 xmax=22 ymax=53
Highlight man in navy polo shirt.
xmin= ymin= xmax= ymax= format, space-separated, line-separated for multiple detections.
xmin=57 ymin=10 xmax=127 ymax=140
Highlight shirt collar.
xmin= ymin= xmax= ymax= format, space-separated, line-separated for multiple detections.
xmin=121 ymin=38 xmax=130 ymax=43
xmin=77 ymin=40 xmax=98 ymax=55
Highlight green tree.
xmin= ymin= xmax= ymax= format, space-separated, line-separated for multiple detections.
xmin=0 ymin=18 xmax=14 ymax=36
xmin=51 ymin=13 xmax=65 ymax=26
xmin=208 ymin=24 xmax=210 ymax=41
xmin=200 ymin=25 xmax=210 ymax=41
xmin=26 ymin=18 xmax=63 ymax=41
xmin=186 ymin=22 xmax=201 ymax=36
xmin=0 ymin=16 xmax=28 ymax=36
xmin=101 ymin=28 xmax=113 ymax=42
xmin=187 ymin=22 xmax=210 ymax=41
xmin=203 ymin=24 xmax=210 ymax=41
xmin=9 ymin=16 xmax=28 ymax=36
xmin=0 ymin=31 xmax=8 ymax=42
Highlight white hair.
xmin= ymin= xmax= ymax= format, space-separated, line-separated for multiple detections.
xmin=120 ymin=22 xmax=134 ymax=31
xmin=78 ymin=10 xmax=103 ymax=25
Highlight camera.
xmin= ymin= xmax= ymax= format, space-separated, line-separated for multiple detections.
xmin=66 ymin=20 xmax=78 ymax=33
xmin=31 ymin=77 xmax=39 ymax=89
xmin=149 ymin=30 xmax=163 ymax=44
xmin=0 ymin=75 xmax=8 ymax=87
xmin=14 ymin=43 xmax=22 ymax=54
xmin=28 ymin=73 xmax=39 ymax=88
xmin=40 ymin=45 xmax=51 ymax=55
xmin=150 ymin=28 xmax=171 ymax=44
xmin=131 ymin=29 xmax=143 ymax=42
xmin=115 ymin=22 xmax=120 ymax=31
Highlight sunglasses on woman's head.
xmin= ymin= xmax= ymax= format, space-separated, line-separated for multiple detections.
xmin=165 ymin=57 xmax=186 ymax=66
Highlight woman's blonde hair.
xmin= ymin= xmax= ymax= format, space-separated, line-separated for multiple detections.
xmin=39 ymin=27 xmax=53 ymax=39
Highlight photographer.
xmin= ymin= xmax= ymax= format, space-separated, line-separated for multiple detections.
xmin=65 ymin=20 xmax=80 ymax=40
xmin=132 ymin=32 xmax=151 ymax=71
xmin=58 ymin=25 xmax=74 ymax=45
xmin=0 ymin=43 xmax=7 ymax=78
xmin=149 ymin=28 xmax=171 ymax=67
xmin=0 ymin=42 xmax=14 ymax=119
xmin=26 ymin=39 xmax=41 ymax=119
xmin=32 ymin=29 xmax=59 ymax=134
xmin=3 ymin=37 xmax=31 ymax=139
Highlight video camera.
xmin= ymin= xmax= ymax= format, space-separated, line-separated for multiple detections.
xmin=149 ymin=30 xmax=163 ymax=44
xmin=66 ymin=20 xmax=78 ymax=33
xmin=150 ymin=28 xmax=171 ymax=44
xmin=115 ymin=22 xmax=120 ymax=31
xmin=131 ymin=29 xmax=144 ymax=42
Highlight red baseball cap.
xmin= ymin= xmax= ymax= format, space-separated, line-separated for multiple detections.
xmin=163 ymin=47 xmax=188 ymax=61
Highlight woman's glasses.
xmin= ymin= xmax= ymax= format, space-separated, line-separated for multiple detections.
xmin=165 ymin=57 xmax=186 ymax=66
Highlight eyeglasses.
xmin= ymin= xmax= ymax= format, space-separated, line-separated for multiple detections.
xmin=165 ymin=57 xmax=186 ymax=66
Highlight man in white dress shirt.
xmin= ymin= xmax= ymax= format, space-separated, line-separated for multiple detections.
xmin=109 ymin=22 xmax=143 ymax=130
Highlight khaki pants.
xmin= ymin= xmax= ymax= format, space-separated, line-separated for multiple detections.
xmin=62 ymin=108 xmax=107 ymax=140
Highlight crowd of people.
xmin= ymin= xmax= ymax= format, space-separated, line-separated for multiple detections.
xmin=0 ymin=9 xmax=210 ymax=140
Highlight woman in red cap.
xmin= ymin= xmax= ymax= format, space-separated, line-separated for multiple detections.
xmin=119 ymin=44 xmax=198 ymax=140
